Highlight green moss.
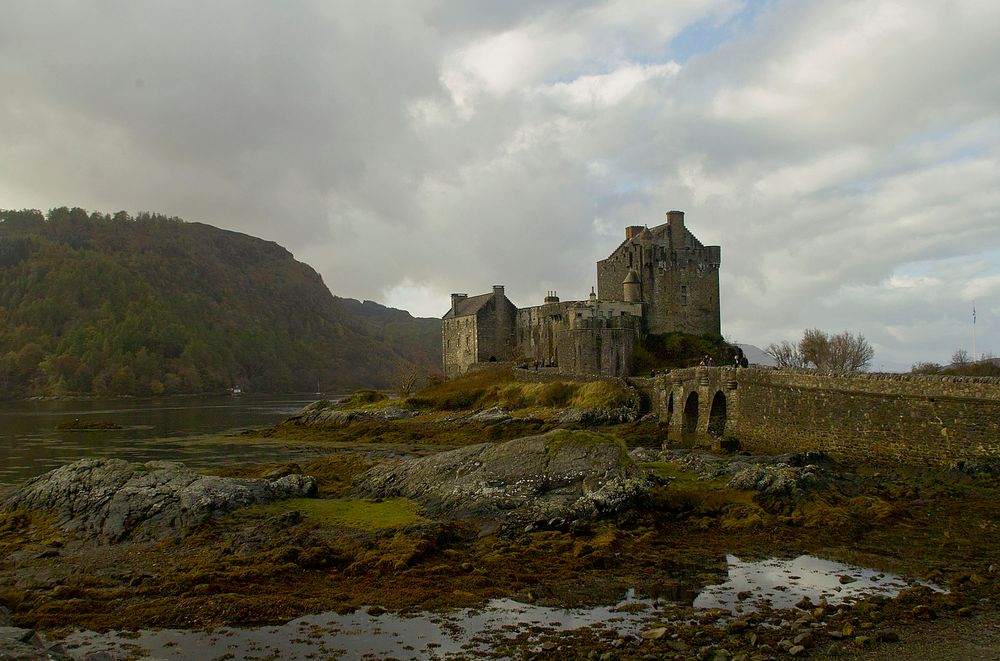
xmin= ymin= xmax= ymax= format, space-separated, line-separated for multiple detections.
xmin=544 ymin=430 xmax=627 ymax=463
xmin=249 ymin=497 xmax=426 ymax=530
xmin=641 ymin=462 xmax=756 ymax=515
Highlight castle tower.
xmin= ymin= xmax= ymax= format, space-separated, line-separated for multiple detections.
xmin=596 ymin=211 xmax=721 ymax=336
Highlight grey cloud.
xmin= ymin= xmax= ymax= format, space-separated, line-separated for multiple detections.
xmin=1 ymin=0 xmax=997 ymax=366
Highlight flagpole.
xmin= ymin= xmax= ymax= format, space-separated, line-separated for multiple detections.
xmin=972 ymin=302 xmax=977 ymax=362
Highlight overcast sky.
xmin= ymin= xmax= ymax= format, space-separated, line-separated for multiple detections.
xmin=2 ymin=0 xmax=998 ymax=369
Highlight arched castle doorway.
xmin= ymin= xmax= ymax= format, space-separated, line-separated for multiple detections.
xmin=683 ymin=391 xmax=699 ymax=435
xmin=708 ymin=391 xmax=727 ymax=437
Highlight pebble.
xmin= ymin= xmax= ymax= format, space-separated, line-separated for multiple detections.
xmin=793 ymin=632 xmax=814 ymax=648
xmin=875 ymin=629 xmax=900 ymax=643
xmin=855 ymin=635 xmax=873 ymax=647
xmin=789 ymin=644 xmax=807 ymax=656
xmin=795 ymin=596 xmax=814 ymax=610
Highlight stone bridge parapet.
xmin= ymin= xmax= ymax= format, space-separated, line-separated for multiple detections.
xmin=649 ymin=367 xmax=1000 ymax=466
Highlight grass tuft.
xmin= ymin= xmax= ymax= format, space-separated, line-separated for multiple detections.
xmin=248 ymin=497 xmax=427 ymax=530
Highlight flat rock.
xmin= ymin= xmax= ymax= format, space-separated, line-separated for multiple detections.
xmin=287 ymin=401 xmax=419 ymax=424
xmin=727 ymin=463 xmax=824 ymax=497
xmin=353 ymin=430 xmax=657 ymax=529
xmin=466 ymin=406 xmax=512 ymax=425
xmin=2 ymin=458 xmax=317 ymax=543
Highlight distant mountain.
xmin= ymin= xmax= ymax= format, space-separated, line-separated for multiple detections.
xmin=737 ymin=343 xmax=776 ymax=367
xmin=0 ymin=207 xmax=441 ymax=398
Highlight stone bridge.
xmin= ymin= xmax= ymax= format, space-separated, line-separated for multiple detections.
xmin=640 ymin=367 xmax=1000 ymax=466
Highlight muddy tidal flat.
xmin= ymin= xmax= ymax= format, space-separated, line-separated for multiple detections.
xmin=2 ymin=399 xmax=1000 ymax=660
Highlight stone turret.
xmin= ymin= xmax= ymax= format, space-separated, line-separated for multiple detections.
xmin=623 ymin=270 xmax=641 ymax=303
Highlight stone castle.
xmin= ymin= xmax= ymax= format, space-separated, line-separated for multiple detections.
xmin=442 ymin=211 xmax=721 ymax=378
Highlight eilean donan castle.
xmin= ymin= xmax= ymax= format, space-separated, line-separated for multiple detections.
xmin=442 ymin=211 xmax=721 ymax=378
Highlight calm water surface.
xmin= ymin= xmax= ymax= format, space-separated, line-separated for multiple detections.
xmin=0 ymin=394 xmax=328 ymax=491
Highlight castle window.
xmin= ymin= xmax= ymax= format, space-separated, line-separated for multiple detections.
xmin=680 ymin=285 xmax=688 ymax=306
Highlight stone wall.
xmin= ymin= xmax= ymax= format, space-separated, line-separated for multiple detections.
xmin=652 ymin=367 xmax=1000 ymax=466
xmin=442 ymin=315 xmax=478 ymax=378
xmin=514 ymin=300 xmax=642 ymax=376
xmin=512 ymin=367 xmax=622 ymax=384
xmin=555 ymin=316 xmax=641 ymax=377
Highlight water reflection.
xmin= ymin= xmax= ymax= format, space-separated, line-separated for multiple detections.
xmin=64 ymin=595 xmax=654 ymax=661
xmin=694 ymin=554 xmax=943 ymax=611
xmin=0 ymin=394 xmax=324 ymax=490
xmin=62 ymin=555 xmax=940 ymax=660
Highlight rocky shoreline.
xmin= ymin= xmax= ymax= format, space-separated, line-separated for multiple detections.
xmin=2 ymin=389 xmax=999 ymax=659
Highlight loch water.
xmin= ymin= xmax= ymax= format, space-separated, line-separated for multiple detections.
xmin=0 ymin=394 xmax=325 ymax=493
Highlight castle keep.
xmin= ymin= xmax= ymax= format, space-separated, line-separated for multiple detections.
xmin=442 ymin=211 xmax=721 ymax=378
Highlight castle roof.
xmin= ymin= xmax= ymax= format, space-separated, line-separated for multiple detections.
xmin=442 ymin=292 xmax=494 ymax=319
xmin=623 ymin=269 xmax=640 ymax=284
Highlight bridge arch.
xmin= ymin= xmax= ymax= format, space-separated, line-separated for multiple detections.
xmin=683 ymin=391 xmax=699 ymax=435
xmin=708 ymin=390 xmax=727 ymax=437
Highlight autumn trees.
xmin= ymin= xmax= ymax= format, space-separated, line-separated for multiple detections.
xmin=0 ymin=207 xmax=440 ymax=398
xmin=766 ymin=328 xmax=874 ymax=373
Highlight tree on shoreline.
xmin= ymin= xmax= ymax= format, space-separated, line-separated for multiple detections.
xmin=766 ymin=328 xmax=874 ymax=373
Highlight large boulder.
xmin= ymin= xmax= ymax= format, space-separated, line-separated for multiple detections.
xmin=353 ymin=430 xmax=657 ymax=530
xmin=2 ymin=458 xmax=317 ymax=543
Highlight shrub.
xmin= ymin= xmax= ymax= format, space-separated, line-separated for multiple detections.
xmin=537 ymin=381 xmax=575 ymax=407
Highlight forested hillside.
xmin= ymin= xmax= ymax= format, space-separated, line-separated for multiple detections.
xmin=0 ymin=207 xmax=442 ymax=398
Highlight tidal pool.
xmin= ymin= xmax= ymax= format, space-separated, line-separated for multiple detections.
xmin=61 ymin=555 xmax=938 ymax=660
xmin=695 ymin=554 xmax=945 ymax=612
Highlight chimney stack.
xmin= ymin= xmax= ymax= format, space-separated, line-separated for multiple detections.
xmin=666 ymin=210 xmax=685 ymax=236
xmin=492 ymin=285 xmax=504 ymax=299
xmin=624 ymin=225 xmax=645 ymax=241
xmin=544 ymin=290 xmax=560 ymax=304
xmin=450 ymin=293 xmax=467 ymax=311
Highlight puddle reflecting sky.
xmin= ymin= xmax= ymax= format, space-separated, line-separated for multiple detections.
xmin=695 ymin=554 xmax=944 ymax=611
xmin=64 ymin=594 xmax=653 ymax=660
xmin=63 ymin=555 xmax=940 ymax=660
